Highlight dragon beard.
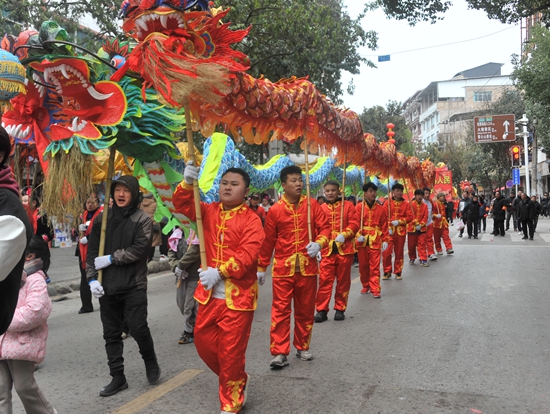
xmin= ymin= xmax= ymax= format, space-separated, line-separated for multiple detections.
xmin=126 ymin=33 xmax=243 ymax=107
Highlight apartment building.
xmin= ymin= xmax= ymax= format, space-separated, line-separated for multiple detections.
xmin=402 ymin=63 xmax=514 ymax=149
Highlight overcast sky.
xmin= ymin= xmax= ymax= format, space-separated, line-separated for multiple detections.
xmin=340 ymin=0 xmax=520 ymax=113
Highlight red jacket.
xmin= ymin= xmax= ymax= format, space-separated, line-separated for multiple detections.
xmin=385 ymin=198 xmax=413 ymax=237
xmin=173 ymin=182 xmax=265 ymax=311
xmin=321 ymin=199 xmax=360 ymax=256
xmin=258 ymin=195 xmax=330 ymax=277
xmin=355 ymin=201 xmax=390 ymax=249
xmin=407 ymin=199 xmax=428 ymax=233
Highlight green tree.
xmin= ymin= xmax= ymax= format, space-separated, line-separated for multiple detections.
xmin=368 ymin=0 xmax=550 ymax=25
xmin=512 ymin=24 xmax=550 ymax=152
xmin=226 ymin=0 xmax=377 ymax=103
xmin=359 ymin=100 xmax=414 ymax=154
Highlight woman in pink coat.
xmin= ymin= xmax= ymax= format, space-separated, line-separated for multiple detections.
xmin=0 ymin=236 xmax=57 ymax=413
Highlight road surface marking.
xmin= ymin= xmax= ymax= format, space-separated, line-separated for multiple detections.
xmin=111 ymin=369 xmax=203 ymax=414
xmin=351 ymin=276 xmax=360 ymax=284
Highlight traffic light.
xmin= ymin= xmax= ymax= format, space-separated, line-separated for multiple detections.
xmin=511 ymin=145 xmax=521 ymax=167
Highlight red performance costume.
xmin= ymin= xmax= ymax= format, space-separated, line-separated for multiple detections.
xmin=316 ymin=199 xmax=360 ymax=314
xmin=424 ymin=198 xmax=435 ymax=257
xmin=173 ymin=182 xmax=264 ymax=414
xmin=382 ymin=198 xmax=413 ymax=278
xmin=432 ymin=199 xmax=453 ymax=253
xmin=407 ymin=199 xmax=428 ymax=262
xmin=258 ymin=195 xmax=330 ymax=358
xmin=355 ymin=201 xmax=390 ymax=297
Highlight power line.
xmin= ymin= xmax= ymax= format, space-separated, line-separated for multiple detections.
xmin=361 ymin=25 xmax=518 ymax=57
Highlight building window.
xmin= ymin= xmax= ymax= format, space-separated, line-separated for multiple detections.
xmin=474 ymin=91 xmax=492 ymax=102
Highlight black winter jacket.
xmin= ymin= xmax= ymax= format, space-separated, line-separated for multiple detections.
xmin=86 ymin=176 xmax=153 ymax=294
xmin=518 ymin=198 xmax=536 ymax=221
xmin=492 ymin=196 xmax=507 ymax=220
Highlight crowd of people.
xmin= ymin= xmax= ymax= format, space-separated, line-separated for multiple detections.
xmin=456 ymin=189 xmax=545 ymax=240
xmin=2 ymin=113 xmax=549 ymax=413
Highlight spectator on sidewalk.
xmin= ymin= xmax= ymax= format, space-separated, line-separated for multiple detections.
xmin=457 ymin=192 xmax=471 ymax=238
xmin=541 ymin=193 xmax=549 ymax=217
xmin=518 ymin=193 xmax=536 ymax=240
xmin=445 ymin=197 xmax=455 ymax=224
xmin=140 ymin=193 xmax=166 ymax=262
xmin=86 ymin=175 xmax=160 ymax=397
xmin=492 ymin=191 xmax=507 ymax=236
xmin=167 ymin=228 xmax=200 ymax=345
xmin=531 ymin=195 xmax=541 ymax=232
xmin=0 ymin=236 xmax=57 ymax=414
xmin=0 ymin=127 xmax=33 ymax=335
xmin=75 ymin=194 xmax=102 ymax=314
xmin=464 ymin=194 xmax=481 ymax=239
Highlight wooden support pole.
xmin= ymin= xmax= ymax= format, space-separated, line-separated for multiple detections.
xmin=303 ymin=136 xmax=313 ymax=242
xmin=340 ymin=151 xmax=347 ymax=233
xmin=97 ymin=148 xmax=116 ymax=284
xmin=184 ymin=105 xmax=208 ymax=269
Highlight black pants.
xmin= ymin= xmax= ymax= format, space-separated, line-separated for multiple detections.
xmin=522 ymin=219 xmax=534 ymax=239
xmin=79 ymin=264 xmax=93 ymax=312
xmin=505 ymin=211 xmax=516 ymax=230
xmin=478 ymin=217 xmax=486 ymax=232
xmin=494 ymin=219 xmax=505 ymax=236
xmin=467 ymin=218 xmax=479 ymax=238
xmin=99 ymin=289 xmax=156 ymax=376
xmin=459 ymin=218 xmax=467 ymax=235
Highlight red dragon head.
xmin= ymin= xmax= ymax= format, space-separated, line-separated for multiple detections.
xmin=29 ymin=57 xmax=127 ymax=141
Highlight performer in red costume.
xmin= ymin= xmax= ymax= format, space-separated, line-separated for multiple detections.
xmin=432 ymin=192 xmax=454 ymax=255
xmin=355 ymin=182 xmax=390 ymax=298
xmin=382 ymin=183 xmax=413 ymax=280
xmin=423 ymin=187 xmax=437 ymax=262
xmin=407 ymin=189 xmax=429 ymax=267
xmin=258 ymin=165 xmax=330 ymax=369
xmin=314 ymin=180 xmax=359 ymax=322
xmin=173 ymin=164 xmax=265 ymax=414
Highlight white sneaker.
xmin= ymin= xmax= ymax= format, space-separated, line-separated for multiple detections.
xmin=245 ymin=373 xmax=251 ymax=406
xmin=437 ymin=251 xmax=443 ymax=255
xmin=159 ymin=254 xmax=169 ymax=262
xmin=429 ymin=254 xmax=438 ymax=261
xmin=296 ymin=349 xmax=313 ymax=361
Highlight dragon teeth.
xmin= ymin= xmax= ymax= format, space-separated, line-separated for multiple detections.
xmin=87 ymin=85 xmax=113 ymax=101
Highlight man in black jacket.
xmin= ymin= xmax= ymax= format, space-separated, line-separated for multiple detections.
xmin=0 ymin=127 xmax=33 ymax=335
xmin=518 ymin=193 xmax=535 ymax=240
xmin=87 ymin=175 xmax=159 ymax=397
xmin=505 ymin=192 xmax=517 ymax=231
xmin=492 ymin=192 xmax=507 ymax=236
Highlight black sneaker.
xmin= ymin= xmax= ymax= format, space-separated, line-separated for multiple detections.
xmin=334 ymin=310 xmax=345 ymax=321
xmin=100 ymin=375 xmax=128 ymax=397
xmin=314 ymin=311 xmax=328 ymax=323
xmin=144 ymin=358 xmax=161 ymax=384
xmin=178 ymin=331 xmax=194 ymax=344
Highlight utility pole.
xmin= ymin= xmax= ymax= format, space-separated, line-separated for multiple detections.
xmin=519 ymin=114 xmax=531 ymax=196
xmin=532 ymin=123 xmax=539 ymax=196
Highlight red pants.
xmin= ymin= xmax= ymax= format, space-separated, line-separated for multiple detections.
xmin=407 ymin=232 xmax=427 ymax=261
xmin=317 ymin=254 xmax=353 ymax=312
xmin=194 ymin=299 xmax=254 ymax=413
xmin=357 ymin=246 xmax=381 ymax=295
xmin=426 ymin=224 xmax=435 ymax=256
xmin=271 ymin=272 xmax=316 ymax=355
xmin=433 ymin=227 xmax=453 ymax=252
xmin=382 ymin=233 xmax=406 ymax=275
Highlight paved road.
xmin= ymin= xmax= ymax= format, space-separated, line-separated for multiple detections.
xmin=10 ymin=223 xmax=550 ymax=413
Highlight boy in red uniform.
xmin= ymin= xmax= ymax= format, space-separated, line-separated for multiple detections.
xmin=382 ymin=183 xmax=413 ymax=280
xmin=355 ymin=182 xmax=390 ymax=298
xmin=433 ymin=192 xmax=454 ymax=255
xmin=173 ymin=164 xmax=265 ymax=414
xmin=314 ymin=180 xmax=359 ymax=322
xmin=423 ymin=187 xmax=437 ymax=261
xmin=258 ymin=166 xmax=330 ymax=369
xmin=408 ymin=189 xmax=429 ymax=267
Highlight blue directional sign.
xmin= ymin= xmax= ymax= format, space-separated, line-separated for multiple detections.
xmin=378 ymin=55 xmax=390 ymax=62
xmin=512 ymin=168 xmax=520 ymax=185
